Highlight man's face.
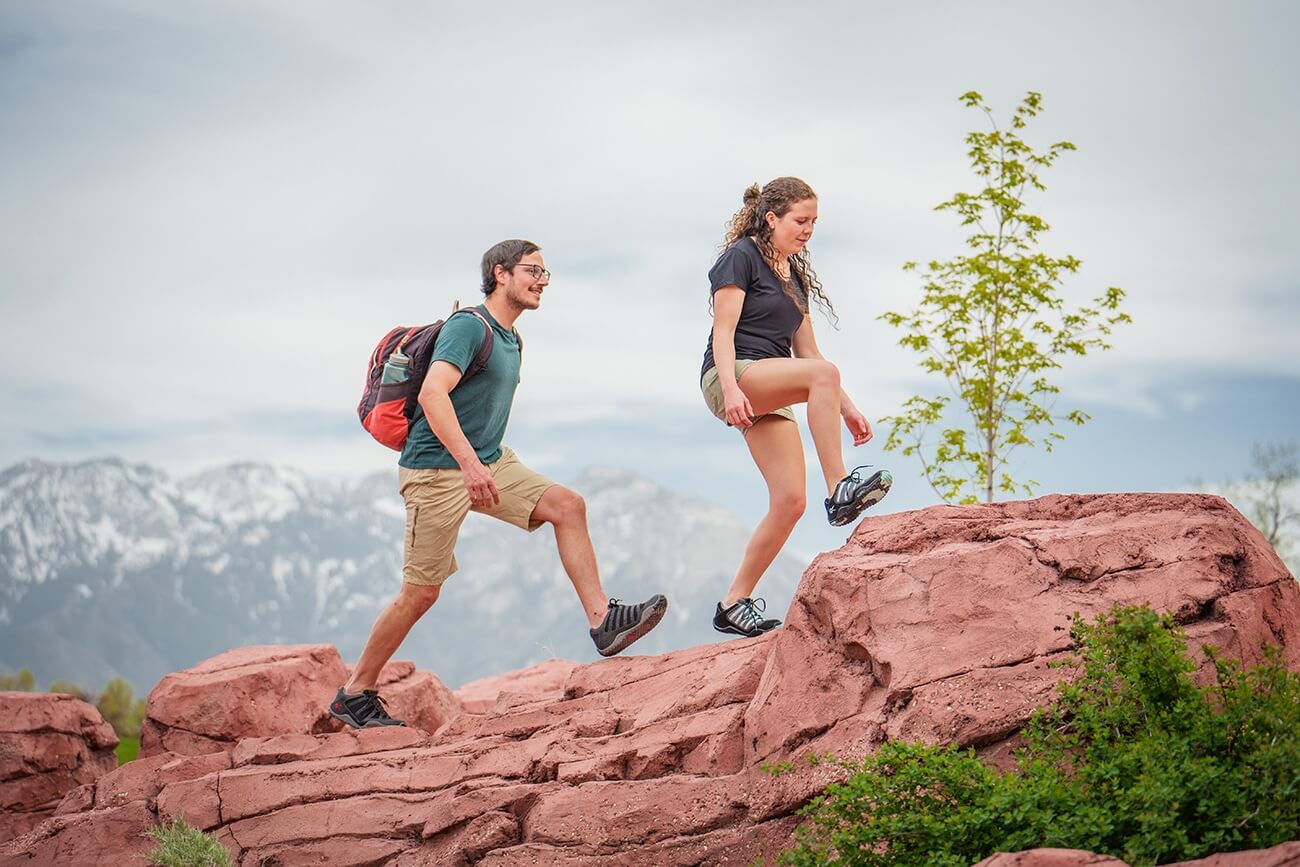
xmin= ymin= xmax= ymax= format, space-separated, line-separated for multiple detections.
xmin=497 ymin=251 xmax=549 ymax=309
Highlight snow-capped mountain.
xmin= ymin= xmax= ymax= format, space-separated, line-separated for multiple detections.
xmin=0 ymin=458 xmax=808 ymax=693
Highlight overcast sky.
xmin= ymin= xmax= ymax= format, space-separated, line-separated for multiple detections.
xmin=3 ymin=1 xmax=1299 ymax=559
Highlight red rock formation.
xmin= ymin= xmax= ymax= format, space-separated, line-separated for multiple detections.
xmin=974 ymin=842 xmax=1300 ymax=866
xmin=1175 ymin=841 xmax=1300 ymax=865
xmin=2 ymin=493 xmax=1297 ymax=866
xmin=973 ymin=851 xmax=1129 ymax=866
xmin=454 ymin=658 xmax=578 ymax=714
xmin=139 ymin=645 xmax=462 ymax=757
xmin=0 ymin=692 xmax=118 ymax=843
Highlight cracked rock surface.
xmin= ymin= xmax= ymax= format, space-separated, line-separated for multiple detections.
xmin=0 ymin=693 xmax=118 ymax=843
xmin=2 ymin=493 xmax=1297 ymax=865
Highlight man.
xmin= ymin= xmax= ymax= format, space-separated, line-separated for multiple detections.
xmin=329 ymin=239 xmax=668 ymax=728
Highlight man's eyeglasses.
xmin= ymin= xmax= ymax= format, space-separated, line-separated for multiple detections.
xmin=512 ymin=263 xmax=551 ymax=280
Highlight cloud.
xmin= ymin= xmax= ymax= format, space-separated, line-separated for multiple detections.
xmin=2 ymin=0 xmax=1298 ymax=496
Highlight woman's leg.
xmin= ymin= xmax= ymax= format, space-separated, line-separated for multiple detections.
xmin=737 ymin=358 xmax=847 ymax=495
xmin=724 ymin=415 xmax=807 ymax=605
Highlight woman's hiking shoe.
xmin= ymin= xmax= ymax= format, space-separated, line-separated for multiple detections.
xmin=825 ymin=466 xmax=893 ymax=527
xmin=591 ymin=595 xmax=668 ymax=657
xmin=713 ymin=597 xmax=782 ymax=638
xmin=328 ymin=686 xmax=406 ymax=728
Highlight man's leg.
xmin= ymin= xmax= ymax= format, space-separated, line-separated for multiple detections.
xmin=527 ymin=485 xmax=667 ymax=657
xmin=483 ymin=448 xmax=667 ymax=658
xmin=530 ymin=485 xmax=607 ymax=629
xmin=344 ymin=582 xmax=441 ymax=694
xmin=330 ymin=466 xmax=468 ymax=728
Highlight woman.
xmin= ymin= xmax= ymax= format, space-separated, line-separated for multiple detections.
xmin=701 ymin=176 xmax=892 ymax=638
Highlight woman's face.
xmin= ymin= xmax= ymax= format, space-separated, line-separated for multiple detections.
xmin=766 ymin=197 xmax=818 ymax=256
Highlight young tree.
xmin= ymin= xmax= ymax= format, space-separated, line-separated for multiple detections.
xmin=881 ymin=91 xmax=1130 ymax=504
xmin=0 ymin=668 xmax=36 ymax=691
xmin=1243 ymin=440 xmax=1299 ymax=565
xmin=97 ymin=677 xmax=147 ymax=738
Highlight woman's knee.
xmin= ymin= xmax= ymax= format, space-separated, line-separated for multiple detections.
xmin=810 ymin=360 xmax=840 ymax=390
xmin=770 ymin=489 xmax=807 ymax=523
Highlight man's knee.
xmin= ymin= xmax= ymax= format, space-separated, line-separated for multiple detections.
xmin=542 ymin=486 xmax=586 ymax=526
xmin=398 ymin=581 xmax=441 ymax=614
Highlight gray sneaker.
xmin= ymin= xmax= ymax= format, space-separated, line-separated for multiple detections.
xmin=590 ymin=595 xmax=668 ymax=657
xmin=328 ymin=687 xmax=406 ymax=728
xmin=713 ymin=597 xmax=781 ymax=638
xmin=826 ymin=466 xmax=892 ymax=527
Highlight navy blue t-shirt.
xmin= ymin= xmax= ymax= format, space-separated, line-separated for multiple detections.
xmin=700 ymin=237 xmax=808 ymax=378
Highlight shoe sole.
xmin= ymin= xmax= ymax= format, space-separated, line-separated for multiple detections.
xmin=597 ymin=595 xmax=668 ymax=657
xmin=328 ymin=707 xmax=405 ymax=729
xmin=328 ymin=695 xmax=407 ymax=729
xmin=713 ymin=617 xmax=782 ymax=638
xmin=713 ymin=621 xmax=763 ymax=638
xmin=828 ymin=471 xmax=892 ymax=527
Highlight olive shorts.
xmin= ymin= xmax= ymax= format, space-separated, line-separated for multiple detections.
xmin=398 ymin=446 xmax=555 ymax=587
xmin=700 ymin=359 xmax=797 ymax=434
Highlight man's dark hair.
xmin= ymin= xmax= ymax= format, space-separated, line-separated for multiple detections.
xmin=480 ymin=239 xmax=541 ymax=296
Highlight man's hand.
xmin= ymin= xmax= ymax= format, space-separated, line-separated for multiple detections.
xmin=460 ymin=457 xmax=500 ymax=507
xmin=844 ymin=407 xmax=873 ymax=447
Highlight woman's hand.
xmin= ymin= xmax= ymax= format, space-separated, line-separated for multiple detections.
xmin=844 ymin=406 xmax=873 ymax=446
xmin=722 ymin=384 xmax=755 ymax=430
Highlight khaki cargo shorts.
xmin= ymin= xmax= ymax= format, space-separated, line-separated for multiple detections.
xmin=398 ymin=446 xmax=555 ymax=587
xmin=701 ymin=359 xmax=796 ymax=434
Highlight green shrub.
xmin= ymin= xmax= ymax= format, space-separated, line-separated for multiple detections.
xmin=775 ymin=605 xmax=1300 ymax=867
xmin=146 ymin=818 xmax=233 ymax=867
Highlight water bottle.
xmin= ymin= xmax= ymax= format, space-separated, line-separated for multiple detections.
xmin=381 ymin=349 xmax=410 ymax=385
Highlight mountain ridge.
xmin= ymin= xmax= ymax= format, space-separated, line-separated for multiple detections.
xmin=0 ymin=456 xmax=806 ymax=692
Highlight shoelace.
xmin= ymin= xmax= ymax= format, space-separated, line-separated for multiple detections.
xmin=604 ymin=599 xmax=631 ymax=631
xmin=732 ymin=597 xmax=767 ymax=630
xmin=846 ymin=465 xmax=874 ymax=484
xmin=834 ymin=465 xmax=875 ymax=500
xmin=361 ymin=691 xmax=395 ymax=721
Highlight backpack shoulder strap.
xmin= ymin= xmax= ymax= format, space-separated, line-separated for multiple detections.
xmin=453 ymin=307 xmax=495 ymax=378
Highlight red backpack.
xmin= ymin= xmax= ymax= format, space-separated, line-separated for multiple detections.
xmin=357 ymin=307 xmax=500 ymax=451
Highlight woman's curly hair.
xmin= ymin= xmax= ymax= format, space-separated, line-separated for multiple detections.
xmin=722 ymin=176 xmax=837 ymax=326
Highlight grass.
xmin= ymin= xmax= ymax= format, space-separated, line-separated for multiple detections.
xmin=116 ymin=735 xmax=139 ymax=765
xmin=146 ymin=817 xmax=233 ymax=867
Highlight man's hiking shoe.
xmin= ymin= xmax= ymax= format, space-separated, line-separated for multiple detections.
xmin=825 ymin=466 xmax=893 ymax=527
xmin=591 ymin=594 xmax=668 ymax=657
xmin=713 ymin=597 xmax=782 ymax=638
xmin=328 ymin=686 xmax=406 ymax=728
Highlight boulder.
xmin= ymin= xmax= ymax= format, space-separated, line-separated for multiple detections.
xmin=744 ymin=493 xmax=1300 ymax=767
xmin=974 ymin=850 xmax=1130 ymax=866
xmin=139 ymin=645 xmax=461 ymax=758
xmin=975 ymin=841 xmax=1300 ymax=866
xmin=0 ymin=692 xmax=118 ymax=843
xmin=4 ymin=493 xmax=1298 ymax=866
xmin=1174 ymin=840 xmax=1300 ymax=865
